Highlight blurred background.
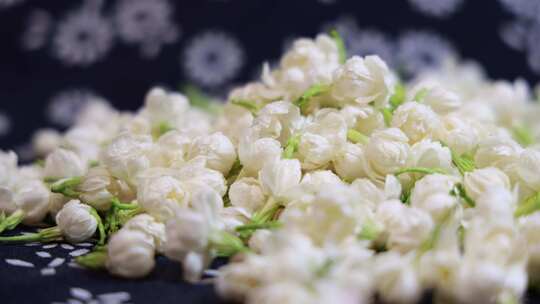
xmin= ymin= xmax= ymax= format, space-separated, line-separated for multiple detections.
xmin=0 ymin=0 xmax=538 ymax=159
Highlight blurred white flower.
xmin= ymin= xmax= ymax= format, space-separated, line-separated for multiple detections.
xmin=183 ymin=31 xmax=245 ymax=88
xmin=0 ymin=0 xmax=23 ymax=9
xmin=499 ymin=0 xmax=540 ymax=21
xmin=499 ymin=21 xmax=528 ymax=51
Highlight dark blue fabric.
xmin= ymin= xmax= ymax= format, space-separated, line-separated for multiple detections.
xmin=1 ymin=1 xmax=540 ymax=303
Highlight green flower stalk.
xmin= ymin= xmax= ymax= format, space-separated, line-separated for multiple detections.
xmin=394 ymin=167 xmax=447 ymax=176
xmin=0 ymin=210 xmax=25 ymax=234
xmin=330 ymin=30 xmax=347 ymax=64
xmin=231 ymin=99 xmax=261 ymax=115
xmin=50 ymin=176 xmax=83 ymax=199
xmin=210 ymin=230 xmax=250 ymax=257
xmin=515 ymin=191 xmax=540 ymax=218
xmin=0 ymin=226 xmax=62 ymax=243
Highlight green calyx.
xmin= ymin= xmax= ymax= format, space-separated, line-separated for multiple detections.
xmin=76 ymin=246 xmax=107 ymax=270
xmin=294 ymin=84 xmax=331 ymax=113
xmin=153 ymin=121 xmax=175 ymax=138
xmin=314 ymin=258 xmax=335 ymax=278
xmin=183 ymin=84 xmax=222 ymax=115
xmin=330 ymin=29 xmax=347 ymax=64
xmin=50 ymin=177 xmax=83 ymax=199
xmin=210 ymin=230 xmax=250 ymax=257
xmin=231 ymin=99 xmax=261 ymax=115
xmin=413 ymin=88 xmax=430 ymax=102
xmin=283 ymin=134 xmax=301 ymax=159
xmin=515 ymin=191 xmax=540 ymax=218
xmin=449 ymin=149 xmax=475 ymax=175
xmin=450 ymin=183 xmax=476 ymax=208
xmin=0 ymin=226 xmax=62 ymax=243
xmin=0 ymin=210 xmax=25 ymax=234
xmin=347 ymin=129 xmax=369 ymax=145
xmin=238 ymin=199 xmax=284 ymax=239
xmin=104 ymin=198 xmax=143 ymax=237
xmin=394 ymin=167 xmax=447 ymax=176
xmin=512 ymin=125 xmax=535 ymax=147
xmin=358 ymin=220 xmax=382 ymax=241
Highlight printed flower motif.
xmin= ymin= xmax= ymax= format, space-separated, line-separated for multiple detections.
xmin=114 ymin=0 xmax=180 ymax=58
xmin=47 ymin=89 xmax=102 ymax=127
xmin=0 ymin=0 xmax=23 ymax=9
xmin=499 ymin=0 xmax=540 ymax=21
xmin=21 ymin=9 xmax=53 ymax=51
xmin=347 ymin=29 xmax=395 ymax=67
xmin=183 ymin=31 xmax=245 ymax=88
xmin=0 ymin=110 xmax=11 ymax=137
xmin=408 ymin=0 xmax=464 ymax=18
xmin=397 ymin=31 xmax=456 ymax=77
xmin=53 ymin=8 xmax=114 ymax=66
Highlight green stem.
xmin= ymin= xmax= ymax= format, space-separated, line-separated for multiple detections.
xmin=0 ymin=226 xmax=62 ymax=243
xmin=380 ymin=108 xmax=393 ymax=127
xmin=330 ymin=30 xmax=347 ymax=64
xmin=51 ymin=177 xmax=83 ymax=199
xmin=89 ymin=208 xmax=106 ymax=245
xmin=450 ymin=183 xmax=476 ymax=208
xmin=347 ymin=129 xmax=369 ymax=145
xmin=235 ymin=221 xmax=282 ymax=232
xmin=0 ymin=210 xmax=25 ymax=234
xmin=210 ymin=230 xmax=250 ymax=257
xmin=231 ymin=99 xmax=260 ymax=115
xmin=394 ymin=167 xmax=447 ymax=176
xmin=111 ymin=197 xmax=138 ymax=210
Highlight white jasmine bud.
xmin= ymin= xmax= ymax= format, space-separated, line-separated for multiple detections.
xmin=106 ymin=229 xmax=156 ymax=278
xmin=55 ymin=200 xmax=97 ymax=243
xmin=44 ymin=148 xmax=85 ymax=179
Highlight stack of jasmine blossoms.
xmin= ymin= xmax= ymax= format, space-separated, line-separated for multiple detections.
xmin=2 ymin=32 xmax=540 ymax=304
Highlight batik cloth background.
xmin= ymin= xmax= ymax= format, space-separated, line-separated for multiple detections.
xmin=0 ymin=0 xmax=539 ymax=303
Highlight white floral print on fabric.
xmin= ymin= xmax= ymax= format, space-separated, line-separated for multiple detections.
xmin=408 ymin=0 xmax=464 ymax=18
xmin=53 ymin=4 xmax=114 ymax=66
xmin=21 ymin=9 xmax=53 ymax=51
xmin=114 ymin=0 xmax=180 ymax=58
xmin=0 ymin=110 xmax=11 ymax=137
xmin=182 ymin=30 xmax=245 ymax=88
xmin=47 ymin=88 xmax=103 ymax=127
xmin=396 ymin=30 xmax=456 ymax=77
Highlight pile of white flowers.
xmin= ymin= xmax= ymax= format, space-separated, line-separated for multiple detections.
xmin=2 ymin=32 xmax=540 ymax=303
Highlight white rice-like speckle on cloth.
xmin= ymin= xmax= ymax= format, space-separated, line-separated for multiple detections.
xmin=61 ymin=244 xmax=75 ymax=250
xmin=98 ymin=291 xmax=131 ymax=303
xmin=40 ymin=267 xmax=56 ymax=276
xmin=76 ymin=242 xmax=94 ymax=247
xmin=70 ymin=287 xmax=92 ymax=300
xmin=203 ymin=269 xmax=220 ymax=277
xmin=69 ymin=249 xmax=90 ymax=257
xmin=68 ymin=261 xmax=83 ymax=269
xmin=66 ymin=299 xmax=84 ymax=304
xmin=48 ymin=257 xmax=65 ymax=268
xmin=5 ymin=259 xmax=35 ymax=268
xmin=36 ymin=251 xmax=52 ymax=258
xmin=24 ymin=242 xmax=40 ymax=247
xmin=43 ymin=243 xmax=58 ymax=249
